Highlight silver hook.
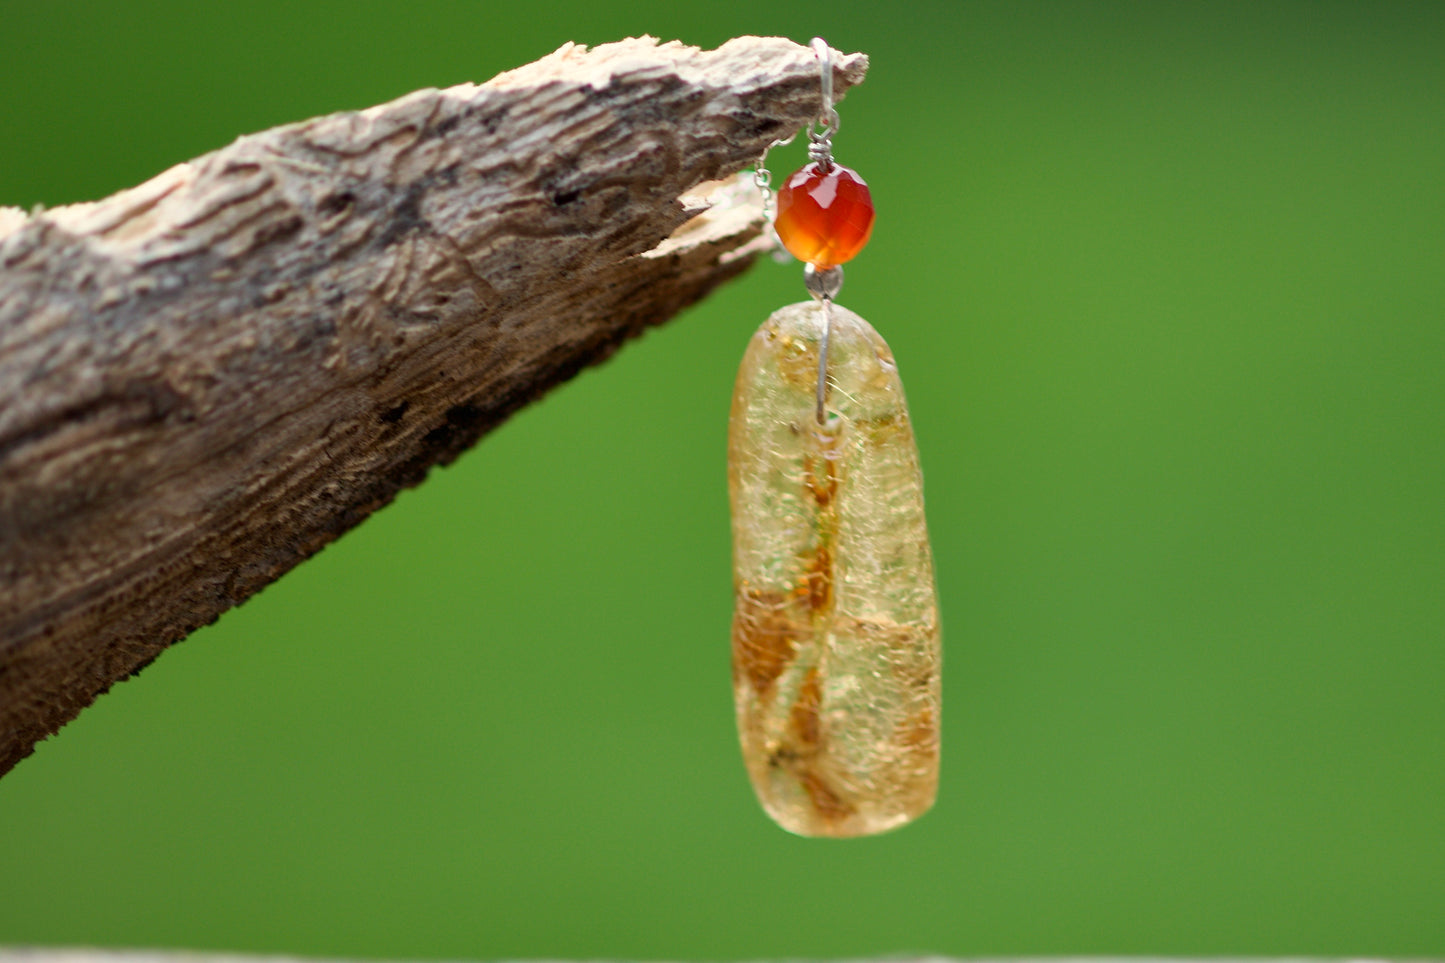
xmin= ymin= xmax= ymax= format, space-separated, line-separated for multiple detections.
xmin=812 ymin=39 xmax=833 ymax=112
xmin=808 ymin=38 xmax=839 ymax=168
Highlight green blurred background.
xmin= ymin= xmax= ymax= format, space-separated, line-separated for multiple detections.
xmin=2 ymin=0 xmax=1443 ymax=958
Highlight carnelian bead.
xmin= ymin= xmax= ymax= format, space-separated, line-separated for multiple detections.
xmin=774 ymin=162 xmax=875 ymax=269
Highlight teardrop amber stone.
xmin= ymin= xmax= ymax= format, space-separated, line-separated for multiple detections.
xmin=774 ymin=162 xmax=875 ymax=269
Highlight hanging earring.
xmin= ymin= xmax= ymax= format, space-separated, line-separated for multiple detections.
xmin=730 ymin=39 xmax=941 ymax=838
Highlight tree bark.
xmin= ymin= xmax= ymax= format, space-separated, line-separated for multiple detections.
xmin=0 ymin=36 xmax=867 ymax=777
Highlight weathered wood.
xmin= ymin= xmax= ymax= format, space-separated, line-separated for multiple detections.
xmin=0 ymin=36 xmax=868 ymax=776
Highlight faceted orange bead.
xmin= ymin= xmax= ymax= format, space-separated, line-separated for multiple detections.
xmin=774 ymin=162 xmax=875 ymax=269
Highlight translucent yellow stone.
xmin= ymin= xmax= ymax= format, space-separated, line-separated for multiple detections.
xmin=729 ymin=301 xmax=940 ymax=838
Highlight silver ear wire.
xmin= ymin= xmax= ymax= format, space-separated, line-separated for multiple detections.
xmin=808 ymin=38 xmax=838 ymax=169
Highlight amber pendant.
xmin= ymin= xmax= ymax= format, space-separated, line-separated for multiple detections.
xmin=729 ymin=300 xmax=940 ymax=837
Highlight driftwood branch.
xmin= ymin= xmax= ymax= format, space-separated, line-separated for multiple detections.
xmin=0 ymin=36 xmax=868 ymax=776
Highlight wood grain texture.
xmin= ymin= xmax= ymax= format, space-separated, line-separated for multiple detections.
xmin=0 ymin=36 xmax=868 ymax=777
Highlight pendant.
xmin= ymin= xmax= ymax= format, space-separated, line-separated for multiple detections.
xmin=729 ymin=300 xmax=941 ymax=837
